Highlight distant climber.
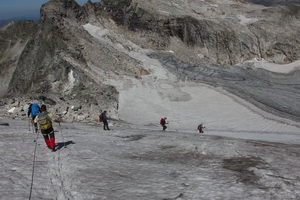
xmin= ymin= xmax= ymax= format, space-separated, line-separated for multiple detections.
xmin=99 ymin=110 xmax=110 ymax=130
xmin=197 ymin=123 xmax=205 ymax=133
xmin=34 ymin=105 xmax=56 ymax=151
xmin=28 ymin=102 xmax=40 ymax=133
xmin=160 ymin=117 xmax=168 ymax=131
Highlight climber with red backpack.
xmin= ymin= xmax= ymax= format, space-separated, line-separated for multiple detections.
xmin=160 ymin=117 xmax=168 ymax=131
xmin=99 ymin=110 xmax=110 ymax=130
xmin=197 ymin=123 xmax=205 ymax=133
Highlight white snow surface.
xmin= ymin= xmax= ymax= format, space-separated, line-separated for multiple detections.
xmin=245 ymin=58 xmax=300 ymax=74
xmin=0 ymin=117 xmax=299 ymax=200
xmin=0 ymin=23 xmax=300 ymax=200
xmin=237 ymin=14 xmax=258 ymax=25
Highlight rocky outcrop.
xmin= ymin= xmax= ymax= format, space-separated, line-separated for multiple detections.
xmin=0 ymin=0 xmax=150 ymax=122
xmin=2 ymin=0 xmax=120 ymax=121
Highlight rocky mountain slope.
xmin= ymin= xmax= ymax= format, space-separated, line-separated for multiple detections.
xmin=245 ymin=0 xmax=300 ymax=6
xmin=0 ymin=0 xmax=300 ymax=123
xmin=0 ymin=21 xmax=38 ymax=98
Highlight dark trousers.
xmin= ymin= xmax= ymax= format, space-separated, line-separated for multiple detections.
xmin=162 ymin=124 xmax=167 ymax=131
xmin=103 ymin=120 xmax=110 ymax=130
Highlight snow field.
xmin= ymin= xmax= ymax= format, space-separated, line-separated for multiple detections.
xmin=1 ymin=118 xmax=300 ymax=199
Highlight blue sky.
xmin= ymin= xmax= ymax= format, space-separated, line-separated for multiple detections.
xmin=0 ymin=0 xmax=97 ymax=20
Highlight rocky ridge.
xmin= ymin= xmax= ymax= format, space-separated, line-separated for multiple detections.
xmin=0 ymin=0 xmax=300 ymax=123
xmin=102 ymin=0 xmax=300 ymax=65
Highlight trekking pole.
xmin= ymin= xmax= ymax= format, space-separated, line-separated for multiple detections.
xmin=28 ymin=117 xmax=31 ymax=132
xmin=31 ymin=123 xmax=38 ymax=142
xmin=31 ymin=122 xmax=35 ymax=136
xmin=58 ymin=121 xmax=66 ymax=148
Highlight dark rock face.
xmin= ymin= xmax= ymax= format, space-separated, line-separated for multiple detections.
xmin=101 ymin=0 xmax=300 ymax=66
xmin=0 ymin=21 xmax=38 ymax=97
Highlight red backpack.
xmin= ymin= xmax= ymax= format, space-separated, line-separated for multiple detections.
xmin=160 ymin=118 xmax=164 ymax=125
xmin=99 ymin=114 xmax=103 ymax=122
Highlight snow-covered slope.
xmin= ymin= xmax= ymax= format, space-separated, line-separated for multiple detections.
xmin=0 ymin=117 xmax=299 ymax=200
